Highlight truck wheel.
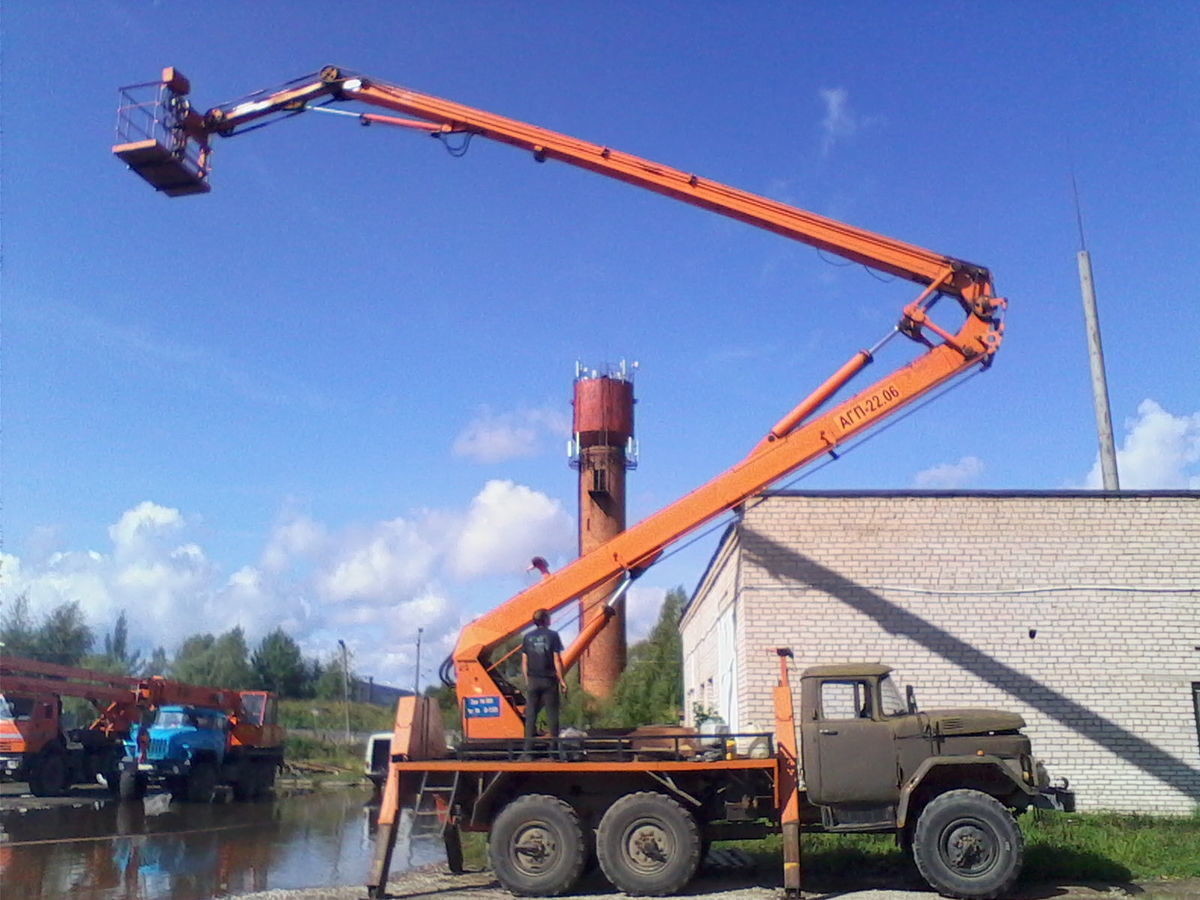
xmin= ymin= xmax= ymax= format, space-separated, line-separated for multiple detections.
xmin=912 ymin=789 xmax=1024 ymax=900
xmin=232 ymin=769 xmax=256 ymax=802
xmin=258 ymin=760 xmax=277 ymax=795
xmin=489 ymin=794 xmax=586 ymax=896
xmin=118 ymin=770 xmax=146 ymax=801
xmin=185 ymin=762 xmax=218 ymax=803
xmin=596 ymin=791 xmax=701 ymax=896
xmin=29 ymin=751 xmax=68 ymax=797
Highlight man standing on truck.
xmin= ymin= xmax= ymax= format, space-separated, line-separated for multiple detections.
xmin=521 ymin=609 xmax=565 ymax=758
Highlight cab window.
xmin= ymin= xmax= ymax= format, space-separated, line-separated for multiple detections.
xmin=0 ymin=696 xmax=35 ymax=721
xmin=879 ymin=675 xmax=908 ymax=716
xmin=819 ymin=680 xmax=873 ymax=720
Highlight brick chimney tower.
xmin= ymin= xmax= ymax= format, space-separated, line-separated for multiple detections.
xmin=569 ymin=360 xmax=638 ymax=699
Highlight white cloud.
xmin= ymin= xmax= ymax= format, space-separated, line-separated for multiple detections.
xmin=452 ymin=480 xmax=574 ymax=579
xmin=818 ymin=87 xmax=883 ymax=158
xmin=1085 ymin=399 xmax=1200 ymax=489
xmin=108 ymin=501 xmax=185 ymax=558
xmin=2 ymin=479 xmax=577 ymax=688
xmin=262 ymin=513 xmax=327 ymax=573
xmin=318 ymin=518 xmax=438 ymax=603
xmin=913 ymin=455 xmax=984 ymax=489
xmin=453 ymin=406 xmax=570 ymax=463
xmin=625 ymin=585 xmax=668 ymax=643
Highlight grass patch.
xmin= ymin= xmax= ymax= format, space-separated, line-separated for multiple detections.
xmin=713 ymin=810 xmax=1200 ymax=884
xmin=461 ymin=831 xmax=489 ymax=869
xmin=1022 ymin=809 xmax=1200 ymax=881
xmin=278 ymin=698 xmax=396 ymax=733
xmin=716 ymin=831 xmax=910 ymax=881
xmin=283 ymin=733 xmax=363 ymax=771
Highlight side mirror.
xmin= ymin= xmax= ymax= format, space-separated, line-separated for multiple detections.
xmin=906 ymin=684 xmax=918 ymax=714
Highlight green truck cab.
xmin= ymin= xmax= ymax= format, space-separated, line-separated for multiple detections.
xmin=798 ymin=664 xmax=1073 ymax=898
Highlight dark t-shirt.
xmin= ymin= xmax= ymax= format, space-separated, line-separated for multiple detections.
xmin=522 ymin=626 xmax=564 ymax=679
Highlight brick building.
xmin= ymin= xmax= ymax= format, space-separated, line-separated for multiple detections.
xmin=680 ymin=491 xmax=1200 ymax=814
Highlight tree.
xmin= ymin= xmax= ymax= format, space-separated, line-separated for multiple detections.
xmin=171 ymin=627 xmax=254 ymax=689
xmin=252 ymin=628 xmax=309 ymax=698
xmin=34 ymin=601 xmax=95 ymax=666
xmin=86 ymin=610 xmax=143 ymax=674
xmin=209 ymin=628 xmax=254 ymax=688
xmin=104 ymin=610 xmax=142 ymax=672
xmin=316 ymin=652 xmax=353 ymax=701
xmin=141 ymin=646 xmax=170 ymax=677
xmin=604 ymin=587 xmax=685 ymax=727
xmin=0 ymin=594 xmax=38 ymax=656
xmin=171 ymin=633 xmax=216 ymax=684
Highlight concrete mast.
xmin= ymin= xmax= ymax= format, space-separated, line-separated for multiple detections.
xmin=1074 ymin=177 xmax=1120 ymax=490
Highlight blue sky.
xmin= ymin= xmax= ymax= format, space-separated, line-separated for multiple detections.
xmin=3 ymin=2 xmax=1197 ymax=687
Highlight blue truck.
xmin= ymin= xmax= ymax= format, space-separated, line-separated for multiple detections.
xmin=120 ymin=692 xmax=284 ymax=803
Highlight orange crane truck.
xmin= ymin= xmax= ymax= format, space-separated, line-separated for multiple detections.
xmin=116 ymin=678 xmax=284 ymax=803
xmin=113 ymin=67 xmax=1071 ymax=898
xmin=0 ymin=655 xmax=142 ymax=796
xmin=1 ymin=654 xmax=283 ymax=803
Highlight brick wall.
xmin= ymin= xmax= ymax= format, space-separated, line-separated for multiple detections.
xmin=680 ymin=526 xmax=740 ymax=726
xmin=683 ymin=491 xmax=1200 ymax=815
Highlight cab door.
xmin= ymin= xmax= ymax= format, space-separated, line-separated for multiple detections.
xmin=800 ymin=678 xmax=898 ymax=805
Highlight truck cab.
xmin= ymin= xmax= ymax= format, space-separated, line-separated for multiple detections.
xmin=1 ymin=690 xmax=124 ymax=795
xmin=798 ymin=664 xmax=1072 ymax=897
xmin=125 ymin=705 xmax=231 ymax=802
xmin=0 ymin=693 xmax=55 ymax=787
xmin=122 ymin=699 xmax=282 ymax=803
xmin=799 ymin=665 xmax=1069 ymax=823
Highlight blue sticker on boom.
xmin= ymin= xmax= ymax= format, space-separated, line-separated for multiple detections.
xmin=464 ymin=696 xmax=502 ymax=718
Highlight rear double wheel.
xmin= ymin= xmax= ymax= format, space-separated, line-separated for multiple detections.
xmin=489 ymin=794 xmax=586 ymax=896
xmin=596 ymin=791 xmax=701 ymax=896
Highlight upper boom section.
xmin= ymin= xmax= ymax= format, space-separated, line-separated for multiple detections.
xmin=115 ymin=66 xmax=991 ymax=299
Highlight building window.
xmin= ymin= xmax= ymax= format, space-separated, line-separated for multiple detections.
xmin=1193 ymin=683 xmax=1200 ymax=755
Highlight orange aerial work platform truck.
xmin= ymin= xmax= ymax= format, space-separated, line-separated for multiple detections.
xmin=113 ymin=67 xmax=1070 ymax=899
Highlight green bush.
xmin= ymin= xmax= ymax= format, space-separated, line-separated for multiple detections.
xmin=278 ymin=698 xmax=395 ymax=733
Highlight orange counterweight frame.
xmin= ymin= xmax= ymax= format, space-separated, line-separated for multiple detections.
xmin=114 ymin=65 xmax=1006 ymax=744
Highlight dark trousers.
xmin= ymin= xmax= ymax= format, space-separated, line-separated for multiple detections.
xmin=523 ymin=676 xmax=560 ymax=753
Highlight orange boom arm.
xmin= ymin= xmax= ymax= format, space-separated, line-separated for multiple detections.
xmin=114 ymin=66 xmax=1005 ymax=741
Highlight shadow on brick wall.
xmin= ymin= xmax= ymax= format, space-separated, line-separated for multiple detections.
xmin=742 ymin=528 xmax=1200 ymax=804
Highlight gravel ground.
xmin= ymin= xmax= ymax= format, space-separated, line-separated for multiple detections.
xmin=236 ymin=863 xmax=1200 ymax=900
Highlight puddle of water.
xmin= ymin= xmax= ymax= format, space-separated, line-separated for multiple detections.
xmin=0 ymin=788 xmax=441 ymax=899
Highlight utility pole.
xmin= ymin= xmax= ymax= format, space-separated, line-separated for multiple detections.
xmin=337 ymin=639 xmax=351 ymax=744
xmin=414 ymin=627 xmax=423 ymax=696
xmin=1073 ymin=176 xmax=1120 ymax=490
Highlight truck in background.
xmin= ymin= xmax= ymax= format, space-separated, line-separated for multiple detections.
xmin=1 ymin=653 xmax=285 ymax=803
xmin=0 ymin=656 xmax=141 ymax=796
xmin=121 ymin=689 xmax=284 ymax=802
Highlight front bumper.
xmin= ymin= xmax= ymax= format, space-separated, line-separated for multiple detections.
xmin=1033 ymin=785 xmax=1076 ymax=812
xmin=121 ymin=758 xmax=188 ymax=777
